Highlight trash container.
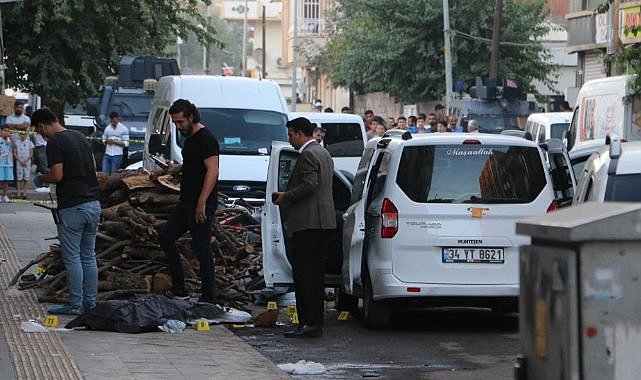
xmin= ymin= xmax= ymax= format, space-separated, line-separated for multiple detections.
xmin=514 ymin=202 xmax=641 ymax=380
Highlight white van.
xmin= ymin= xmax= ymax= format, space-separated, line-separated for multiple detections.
xmin=290 ymin=112 xmax=367 ymax=178
xmin=263 ymin=132 xmax=576 ymax=328
xmin=145 ymin=75 xmax=289 ymax=202
xmin=567 ymin=75 xmax=641 ymax=151
xmin=524 ymin=112 xmax=572 ymax=144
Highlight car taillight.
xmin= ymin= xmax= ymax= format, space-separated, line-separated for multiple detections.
xmin=381 ymin=198 xmax=398 ymax=238
xmin=547 ymin=200 xmax=558 ymax=213
xmin=462 ymin=139 xmax=481 ymax=145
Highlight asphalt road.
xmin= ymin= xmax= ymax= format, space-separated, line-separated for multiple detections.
xmin=231 ymin=303 xmax=519 ymax=379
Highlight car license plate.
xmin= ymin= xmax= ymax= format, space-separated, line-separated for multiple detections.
xmin=441 ymin=247 xmax=504 ymax=264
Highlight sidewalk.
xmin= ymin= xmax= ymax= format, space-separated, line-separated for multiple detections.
xmin=0 ymin=203 xmax=289 ymax=380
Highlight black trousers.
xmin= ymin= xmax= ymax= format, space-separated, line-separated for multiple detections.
xmin=158 ymin=202 xmax=216 ymax=302
xmin=287 ymin=229 xmax=329 ymax=326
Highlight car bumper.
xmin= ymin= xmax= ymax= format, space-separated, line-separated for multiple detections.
xmin=372 ymin=271 xmax=519 ymax=300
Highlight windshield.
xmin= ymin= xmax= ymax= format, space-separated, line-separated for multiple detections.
xmin=64 ymin=103 xmax=89 ymax=115
xmin=177 ymin=108 xmax=288 ymax=155
xmin=321 ymin=122 xmax=364 ymax=157
xmin=470 ymin=114 xmax=519 ymax=133
xmin=109 ymin=94 xmax=152 ymax=119
xmin=396 ymin=144 xmax=547 ymax=203
xmin=550 ymin=123 xmax=570 ymax=139
xmin=605 ymin=174 xmax=641 ymax=201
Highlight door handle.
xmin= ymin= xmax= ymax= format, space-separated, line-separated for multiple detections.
xmin=342 ymin=213 xmax=348 ymax=221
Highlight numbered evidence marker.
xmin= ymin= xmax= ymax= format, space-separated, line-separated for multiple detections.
xmin=43 ymin=315 xmax=59 ymax=327
xmin=337 ymin=311 xmax=350 ymax=321
xmin=290 ymin=312 xmax=299 ymax=324
xmin=195 ymin=318 xmax=210 ymax=331
xmin=267 ymin=301 xmax=278 ymax=311
xmin=286 ymin=305 xmax=297 ymax=316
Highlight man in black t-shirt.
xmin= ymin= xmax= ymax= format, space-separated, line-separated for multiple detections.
xmin=158 ymin=99 xmax=220 ymax=304
xmin=31 ymin=109 xmax=101 ymax=316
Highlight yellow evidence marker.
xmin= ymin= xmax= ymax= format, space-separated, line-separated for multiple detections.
xmin=195 ymin=319 xmax=210 ymax=331
xmin=286 ymin=305 xmax=297 ymax=316
xmin=337 ymin=311 xmax=350 ymax=321
xmin=290 ymin=312 xmax=299 ymax=324
xmin=266 ymin=301 xmax=278 ymax=311
xmin=43 ymin=315 xmax=60 ymax=327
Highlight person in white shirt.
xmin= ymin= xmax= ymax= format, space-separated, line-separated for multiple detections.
xmin=467 ymin=119 xmax=480 ymax=133
xmin=5 ymin=102 xmax=30 ymax=138
xmin=101 ymin=111 xmax=129 ymax=174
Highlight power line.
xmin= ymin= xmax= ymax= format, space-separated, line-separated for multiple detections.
xmin=451 ymin=29 xmax=539 ymax=47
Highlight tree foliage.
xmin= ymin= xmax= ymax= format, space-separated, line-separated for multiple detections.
xmin=2 ymin=0 xmax=220 ymax=114
xmin=321 ymin=0 xmax=555 ymax=102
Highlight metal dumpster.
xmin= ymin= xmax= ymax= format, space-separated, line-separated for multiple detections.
xmin=515 ymin=202 xmax=641 ymax=380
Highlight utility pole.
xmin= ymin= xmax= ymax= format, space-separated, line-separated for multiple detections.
xmin=290 ymin=0 xmax=298 ymax=112
xmin=203 ymin=16 xmax=212 ymax=75
xmin=242 ymin=0 xmax=249 ymax=77
xmin=489 ymin=0 xmax=502 ymax=80
xmin=262 ymin=5 xmax=266 ymax=78
xmin=443 ymin=0 xmax=453 ymax=115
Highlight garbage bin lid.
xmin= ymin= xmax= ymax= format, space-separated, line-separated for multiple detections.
xmin=516 ymin=202 xmax=641 ymax=242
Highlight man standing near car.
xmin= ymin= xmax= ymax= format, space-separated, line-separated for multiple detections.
xmin=101 ymin=111 xmax=129 ymax=174
xmin=272 ymin=117 xmax=336 ymax=338
xmin=158 ymin=99 xmax=220 ymax=304
xmin=31 ymin=108 xmax=101 ymax=315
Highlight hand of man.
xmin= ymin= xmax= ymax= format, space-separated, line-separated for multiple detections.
xmin=272 ymin=192 xmax=285 ymax=205
xmin=195 ymin=201 xmax=207 ymax=224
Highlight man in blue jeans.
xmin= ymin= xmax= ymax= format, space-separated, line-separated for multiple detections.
xmin=158 ymin=99 xmax=220 ymax=304
xmin=101 ymin=111 xmax=129 ymax=174
xmin=31 ymin=109 xmax=100 ymax=315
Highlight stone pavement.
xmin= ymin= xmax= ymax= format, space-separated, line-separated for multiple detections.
xmin=0 ymin=202 xmax=290 ymax=380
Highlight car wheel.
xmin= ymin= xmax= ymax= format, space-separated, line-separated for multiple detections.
xmin=335 ymin=287 xmax=359 ymax=314
xmin=362 ymin=270 xmax=391 ymax=329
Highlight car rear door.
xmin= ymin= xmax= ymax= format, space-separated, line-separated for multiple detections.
xmin=341 ymin=145 xmax=379 ymax=294
xmin=262 ymin=142 xmax=298 ymax=287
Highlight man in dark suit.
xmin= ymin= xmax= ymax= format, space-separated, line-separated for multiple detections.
xmin=272 ymin=117 xmax=336 ymax=338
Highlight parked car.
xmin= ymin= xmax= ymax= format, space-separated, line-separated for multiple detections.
xmin=524 ymin=112 xmax=572 ymax=145
xmin=573 ymin=133 xmax=641 ymax=204
xmin=263 ymin=132 xmax=576 ymax=328
xmin=568 ymin=139 xmax=606 ymax=181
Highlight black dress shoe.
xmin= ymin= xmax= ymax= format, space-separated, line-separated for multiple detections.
xmin=283 ymin=325 xmax=323 ymax=338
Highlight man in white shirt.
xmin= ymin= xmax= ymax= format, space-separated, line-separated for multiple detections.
xmin=5 ymin=102 xmax=30 ymax=136
xmin=5 ymin=102 xmax=30 ymax=187
xmin=101 ymin=111 xmax=129 ymax=174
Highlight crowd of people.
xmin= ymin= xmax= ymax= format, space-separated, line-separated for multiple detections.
xmin=308 ymin=99 xmax=478 ymax=140
xmin=360 ymin=104 xmax=479 ymax=139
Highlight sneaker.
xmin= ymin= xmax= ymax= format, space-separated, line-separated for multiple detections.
xmin=2 ymin=195 xmax=9 ymax=203
xmin=35 ymin=187 xmax=50 ymax=193
xmin=47 ymin=305 xmax=83 ymax=315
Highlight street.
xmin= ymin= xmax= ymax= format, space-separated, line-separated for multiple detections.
xmin=232 ymin=303 xmax=518 ymax=379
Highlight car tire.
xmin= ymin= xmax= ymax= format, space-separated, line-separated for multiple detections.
xmin=362 ymin=270 xmax=391 ymax=329
xmin=335 ymin=288 xmax=359 ymax=314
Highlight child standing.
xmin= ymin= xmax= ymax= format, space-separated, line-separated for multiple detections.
xmin=0 ymin=127 xmax=15 ymax=202
xmin=14 ymin=131 xmax=34 ymax=199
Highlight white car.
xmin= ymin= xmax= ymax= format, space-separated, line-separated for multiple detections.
xmin=573 ymin=134 xmax=641 ymax=204
xmin=524 ymin=112 xmax=572 ymax=145
xmin=263 ymin=132 xmax=575 ymax=328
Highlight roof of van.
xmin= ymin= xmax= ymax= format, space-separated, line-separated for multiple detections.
xmin=156 ymin=75 xmax=288 ymax=113
xmin=527 ymin=112 xmax=572 ymax=124
xmin=580 ymin=75 xmax=633 ymax=91
xmin=290 ymin=112 xmax=364 ymax=124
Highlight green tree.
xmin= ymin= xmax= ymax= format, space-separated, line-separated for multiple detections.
xmin=1 ymin=0 xmax=221 ymax=117
xmin=322 ymin=0 xmax=554 ymax=102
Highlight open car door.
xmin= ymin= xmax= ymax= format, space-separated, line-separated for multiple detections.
xmin=341 ymin=145 xmax=379 ymax=295
xmin=541 ymin=138 xmax=577 ymax=208
xmin=262 ymin=141 xmax=353 ymax=288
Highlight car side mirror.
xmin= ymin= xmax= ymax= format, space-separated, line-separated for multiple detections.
xmin=148 ymin=134 xmax=164 ymax=156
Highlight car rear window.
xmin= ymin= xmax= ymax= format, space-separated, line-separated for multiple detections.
xmin=396 ymin=144 xmax=547 ymax=203
xmin=605 ymin=174 xmax=641 ymax=202
xmin=322 ymin=122 xmax=364 ymax=157
xmin=550 ymin=123 xmax=570 ymax=139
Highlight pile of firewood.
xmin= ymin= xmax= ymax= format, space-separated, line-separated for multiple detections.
xmin=13 ymin=170 xmax=263 ymax=309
